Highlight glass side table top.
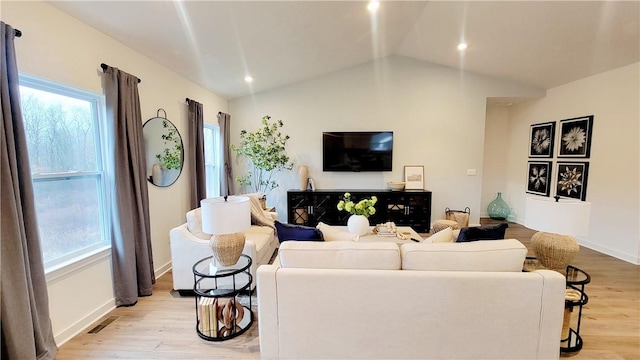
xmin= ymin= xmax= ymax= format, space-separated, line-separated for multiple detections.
xmin=193 ymin=254 xmax=252 ymax=278
xmin=524 ymin=257 xmax=591 ymax=285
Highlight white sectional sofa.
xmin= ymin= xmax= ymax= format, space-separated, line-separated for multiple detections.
xmin=258 ymin=239 xmax=566 ymax=359
xmin=170 ymin=205 xmax=278 ymax=294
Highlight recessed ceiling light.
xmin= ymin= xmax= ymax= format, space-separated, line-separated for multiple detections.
xmin=457 ymin=43 xmax=468 ymax=51
xmin=367 ymin=1 xmax=380 ymax=12
xmin=244 ymin=76 xmax=254 ymax=83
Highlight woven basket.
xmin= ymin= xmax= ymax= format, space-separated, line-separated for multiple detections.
xmin=210 ymin=233 xmax=246 ymax=266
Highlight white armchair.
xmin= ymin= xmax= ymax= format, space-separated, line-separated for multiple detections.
xmin=169 ymin=206 xmax=278 ymax=295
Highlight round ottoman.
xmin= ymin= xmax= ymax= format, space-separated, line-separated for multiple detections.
xmin=432 ymin=219 xmax=461 ymax=233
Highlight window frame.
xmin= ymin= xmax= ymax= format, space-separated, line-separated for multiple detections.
xmin=19 ymin=74 xmax=112 ymax=276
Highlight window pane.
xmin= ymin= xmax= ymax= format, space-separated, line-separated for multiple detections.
xmin=20 ymin=86 xmax=97 ymax=173
xmin=19 ymin=75 xmax=109 ymax=271
xmin=33 ymin=177 xmax=105 ymax=264
xmin=204 ymin=125 xmax=221 ymax=198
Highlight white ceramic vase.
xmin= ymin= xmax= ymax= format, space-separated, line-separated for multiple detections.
xmin=151 ymin=163 xmax=163 ymax=186
xmin=298 ymin=165 xmax=309 ymax=190
xmin=347 ymin=215 xmax=369 ymax=236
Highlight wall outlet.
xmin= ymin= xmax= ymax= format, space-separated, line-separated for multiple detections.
xmin=466 ymin=169 xmax=477 ymax=176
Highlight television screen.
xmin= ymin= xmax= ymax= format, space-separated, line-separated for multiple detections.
xmin=323 ymin=131 xmax=393 ymax=172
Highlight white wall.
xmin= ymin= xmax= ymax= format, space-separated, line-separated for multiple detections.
xmin=229 ymin=55 xmax=544 ymax=225
xmin=2 ymin=1 xmax=228 ymax=344
xmin=481 ymin=106 xmax=513 ymax=219
xmin=504 ymin=63 xmax=640 ymax=264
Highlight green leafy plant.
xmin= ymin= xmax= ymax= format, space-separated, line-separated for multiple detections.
xmin=231 ymin=115 xmax=293 ymax=195
xmin=155 ymin=120 xmax=182 ymax=170
xmin=337 ymin=192 xmax=377 ymax=218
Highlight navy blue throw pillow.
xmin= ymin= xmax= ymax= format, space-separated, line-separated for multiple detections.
xmin=274 ymin=221 xmax=324 ymax=243
xmin=457 ymin=223 xmax=508 ymax=242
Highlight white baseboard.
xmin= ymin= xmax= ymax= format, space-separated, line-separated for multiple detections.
xmin=155 ymin=261 xmax=172 ymax=279
xmin=578 ymin=240 xmax=640 ymax=265
xmin=54 ymin=299 xmax=115 ymax=346
xmin=511 ymin=220 xmax=639 ymax=265
xmin=54 ymin=262 xmax=173 ymax=346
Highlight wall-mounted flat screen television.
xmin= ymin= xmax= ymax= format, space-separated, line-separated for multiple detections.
xmin=323 ymin=131 xmax=393 ymax=172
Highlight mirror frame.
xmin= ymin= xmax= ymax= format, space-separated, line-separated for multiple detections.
xmin=143 ymin=111 xmax=184 ymax=187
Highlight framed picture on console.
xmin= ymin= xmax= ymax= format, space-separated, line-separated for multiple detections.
xmin=526 ymin=161 xmax=552 ymax=196
xmin=558 ymin=115 xmax=593 ymax=158
xmin=404 ymin=165 xmax=424 ymax=190
xmin=529 ymin=121 xmax=555 ymax=158
xmin=556 ymin=162 xmax=589 ymax=200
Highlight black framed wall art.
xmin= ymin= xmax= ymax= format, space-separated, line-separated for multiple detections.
xmin=529 ymin=121 xmax=555 ymax=158
xmin=558 ymin=115 xmax=594 ymax=158
xmin=556 ymin=162 xmax=589 ymax=200
xmin=526 ymin=161 xmax=552 ymax=196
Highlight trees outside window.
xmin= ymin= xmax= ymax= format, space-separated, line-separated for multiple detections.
xmin=19 ymin=75 xmax=110 ymax=270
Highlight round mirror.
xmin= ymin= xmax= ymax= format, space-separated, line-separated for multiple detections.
xmin=143 ymin=111 xmax=183 ymax=187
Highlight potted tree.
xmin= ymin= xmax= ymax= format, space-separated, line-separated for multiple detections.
xmin=231 ymin=115 xmax=293 ymax=206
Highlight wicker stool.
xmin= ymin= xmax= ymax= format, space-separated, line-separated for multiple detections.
xmin=432 ymin=219 xmax=461 ymax=233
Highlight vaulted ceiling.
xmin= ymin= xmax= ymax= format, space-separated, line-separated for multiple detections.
xmin=49 ymin=1 xmax=639 ymax=100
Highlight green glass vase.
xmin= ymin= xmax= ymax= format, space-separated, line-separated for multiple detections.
xmin=487 ymin=192 xmax=510 ymax=220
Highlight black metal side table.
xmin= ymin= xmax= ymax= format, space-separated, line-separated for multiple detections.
xmin=192 ymin=255 xmax=253 ymax=341
xmin=523 ymin=257 xmax=590 ymax=353
xmin=562 ymin=265 xmax=590 ymax=352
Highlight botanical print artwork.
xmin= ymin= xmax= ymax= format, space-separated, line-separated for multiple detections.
xmin=558 ymin=116 xmax=593 ymax=158
xmin=526 ymin=161 xmax=552 ymax=196
xmin=529 ymin=122 xmax=555 ymax=158
xmin=556 ymin=162 xmax=589 ymax=200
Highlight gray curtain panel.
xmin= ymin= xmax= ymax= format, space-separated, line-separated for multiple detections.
xmin=218 ymin=111 xmax=234 ymax=196
xmin=188 ymin=99 xmax=206 ymax=208
xmin=1 ymin=22 xmax=58 ymax=359
xmin=103 ymin=66 xmax=155 ymax=307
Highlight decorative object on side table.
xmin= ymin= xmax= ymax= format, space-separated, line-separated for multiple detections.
xmin=201 ymin=196 xmax=251 ymax=267
xmin=337 ymin=192 xmax=377 ymax=236
xmin=487 ymin=192 xmax=510 ymax=220
xmin=525 ymin=196 xmax=591 ymax=273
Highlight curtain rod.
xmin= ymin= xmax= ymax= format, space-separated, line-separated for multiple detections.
xmin=14 ymin=28 xmax=22 ymax=37
xmin=100 ymin=63 xmax=141 ymax=83
xmin=186 ymin=98 xmax=190 ymax=103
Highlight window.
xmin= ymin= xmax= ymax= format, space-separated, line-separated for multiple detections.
xmin=19 ymin=75 xmax=110 ymax=271
xmin=204 ymin=124 xmax=221 ymax=197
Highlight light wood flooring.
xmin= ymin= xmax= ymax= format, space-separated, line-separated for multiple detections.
xmin=56 ymin=220 xmax=639 ymax=359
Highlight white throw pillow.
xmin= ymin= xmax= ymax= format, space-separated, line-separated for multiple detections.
xmin=428 ymin=227 xmax=454 ymax=243
xmin=185 ymin=208 xmax=212 ymax=240
xmin=316 ymin=222 xmax=359 ymax=241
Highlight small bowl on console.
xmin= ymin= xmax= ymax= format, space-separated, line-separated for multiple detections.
xmin=388 ymin=181 xmax=405 ymax=191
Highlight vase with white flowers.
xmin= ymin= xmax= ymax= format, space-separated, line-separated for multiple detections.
xmin=337 ymin=193 xmax=377 ymax=235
